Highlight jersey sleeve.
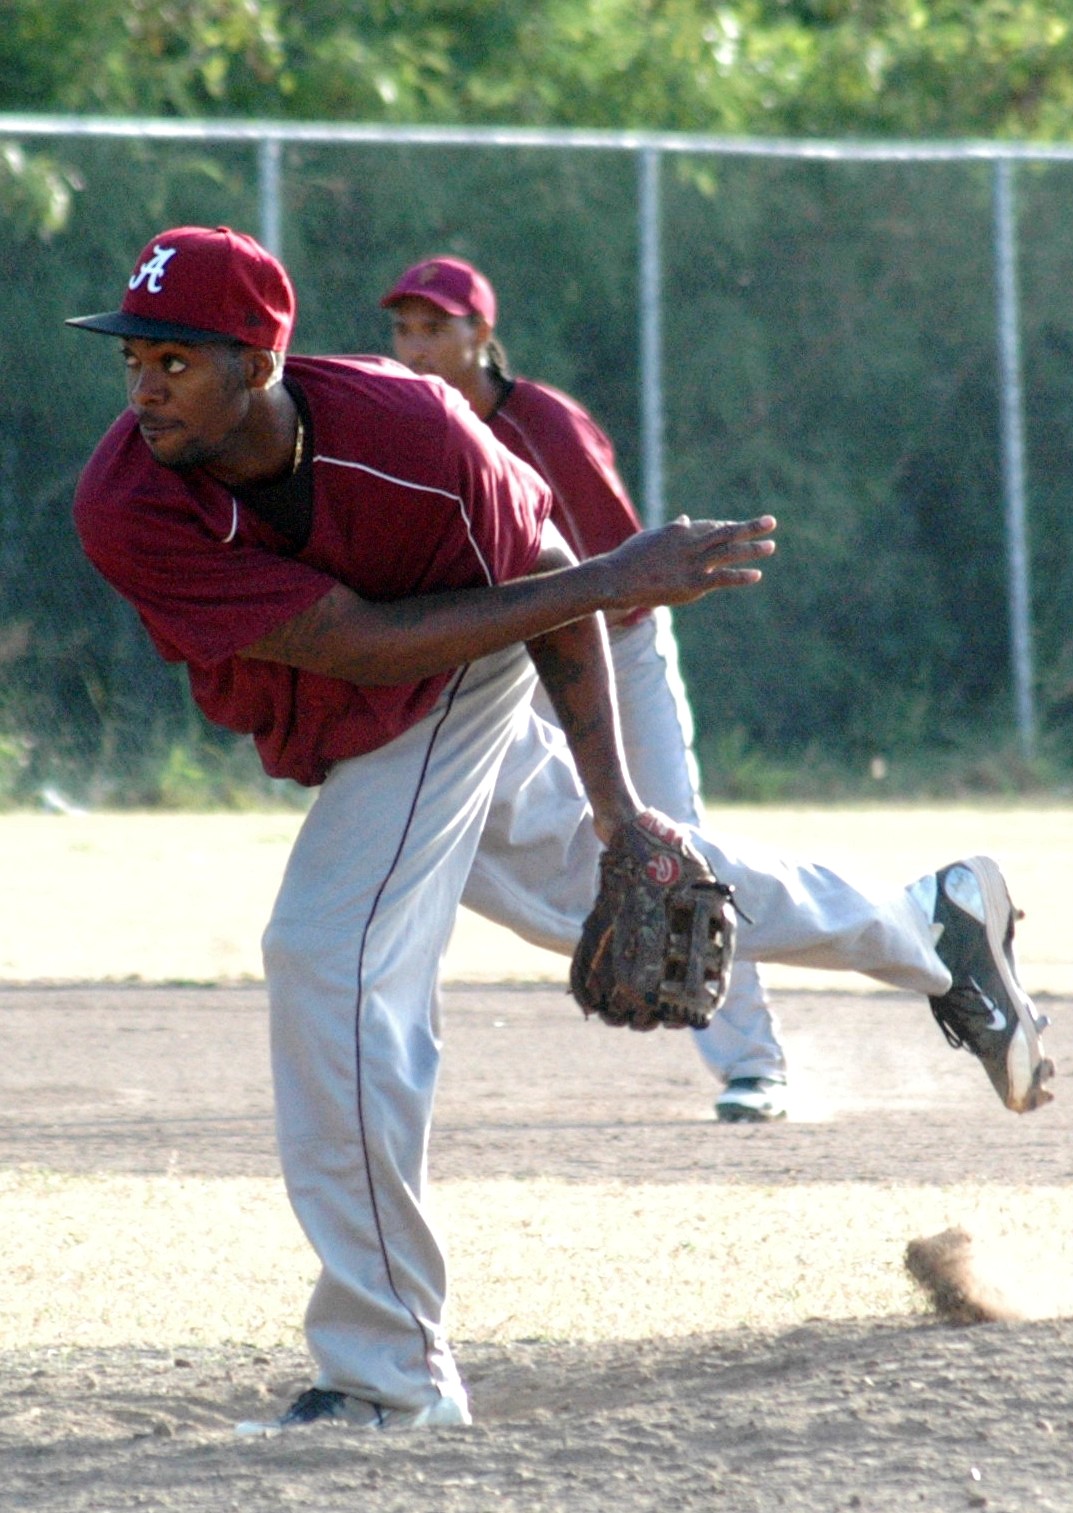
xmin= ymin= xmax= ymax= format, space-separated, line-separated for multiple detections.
xmin=491 ymin=381 xmax=642 ymax=559
xmin=439 ymin=383 xmax=554 ymax=586
xmin=73 ymin=421 xmax=335 ymax=667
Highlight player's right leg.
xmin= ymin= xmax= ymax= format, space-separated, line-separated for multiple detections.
xmin=704 ymin=835 xmax=1053 ymax=1115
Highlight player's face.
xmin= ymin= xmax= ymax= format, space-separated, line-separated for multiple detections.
xmin=388 ymin=297 xmax=485 ymax=392
xmin=121 ymin=339 xmax=251 ymax=471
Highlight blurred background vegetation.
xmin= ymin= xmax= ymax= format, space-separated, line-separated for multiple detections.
xmin=2 ymin=1 xmax=1073 ymax=808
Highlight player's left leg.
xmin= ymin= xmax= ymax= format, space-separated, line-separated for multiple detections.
xmin=246 ymin=644 xmax=535 ymax=1434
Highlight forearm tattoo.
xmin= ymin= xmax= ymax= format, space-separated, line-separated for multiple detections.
xmin=529 ymin=626 xmax=611 ymax=750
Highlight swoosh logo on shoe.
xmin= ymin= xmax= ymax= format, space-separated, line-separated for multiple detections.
xmin=970 ymin=977 xmax=1007 ymax=1031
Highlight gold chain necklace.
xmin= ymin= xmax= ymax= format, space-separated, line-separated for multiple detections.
xmin=292 ymin=416 xmax=306 ymax=475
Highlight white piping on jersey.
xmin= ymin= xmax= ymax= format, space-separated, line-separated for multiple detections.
xmin=492 ymin=410 xmax=584 ymax=558
xmin=314 ymin=451 xmax=496 ymax=584
xmin=222 ymin=497 xmax=239 ymax=544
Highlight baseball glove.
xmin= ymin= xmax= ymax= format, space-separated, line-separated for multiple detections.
xmin=570 ymin=809 xmax=737 ymax=1032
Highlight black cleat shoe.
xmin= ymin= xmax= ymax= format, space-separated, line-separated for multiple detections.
xmin=235 ymin=1385 xmax=471 ymax=1436
xmin=278 ymin=1387 xmax=360 ymax=1427
xmin=927 ymin=856 xmax=1054 ymax=1114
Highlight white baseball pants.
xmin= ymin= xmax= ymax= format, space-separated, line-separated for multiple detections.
xmin=263 ymin=642 xmax=948 ymax=1410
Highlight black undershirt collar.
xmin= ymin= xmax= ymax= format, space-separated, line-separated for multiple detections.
xmin=231 ymin=375 xmax=314 ymax=550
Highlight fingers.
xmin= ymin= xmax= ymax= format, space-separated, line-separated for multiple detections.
xmin=690 ymin=518 xmax=776 ymax=574
xmin=662 ymin=516 xmax=777 ymax=572
xmin=603 ymin=514 xmax=776 ymax=611
xmin=675 ymin=514 xmax=777 ymax=548
xmin=671 ymin=513 xmax=776 ymax=533
xmin=700 ymin=566 xmax=765 ymax=589
xmin=664 ymin=566 xmax=763 ymax=606
xmin=671 ymin=517 xmax=775 ymax=602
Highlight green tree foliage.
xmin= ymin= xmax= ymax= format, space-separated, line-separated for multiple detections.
xmin=2 ymin=1 xmax=1073 ymax=134
xmin=0 ymin=0 xmax=287 ymax=116
xmin=0 ymin=142 xmax=79 ymax=239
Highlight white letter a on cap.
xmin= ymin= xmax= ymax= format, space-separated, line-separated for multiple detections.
xmin=129 ymin=244 xmax=177 ymax=295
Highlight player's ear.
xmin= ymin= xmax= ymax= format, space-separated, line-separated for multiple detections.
xmin=244 ymin=347 xmax=280 ymax=391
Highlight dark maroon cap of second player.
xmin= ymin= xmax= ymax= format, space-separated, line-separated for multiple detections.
xmin=380 ymin=256 xmax=496 ymax=326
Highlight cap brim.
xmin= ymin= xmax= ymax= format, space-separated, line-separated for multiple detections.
xmin=379 ymin=289 xmax=469 ymax=317
xmin=65 ymin=311 xmax=234 ymax=343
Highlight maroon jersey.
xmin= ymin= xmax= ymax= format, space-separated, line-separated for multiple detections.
xmin=489 ymin=377 xmax=641 ymax=559
xmin=74 ymin=356 xmax=552 ymax=785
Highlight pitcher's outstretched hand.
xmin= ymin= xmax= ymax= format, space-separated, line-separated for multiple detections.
xmin=598 ymin=514 xmax=776 ymax=612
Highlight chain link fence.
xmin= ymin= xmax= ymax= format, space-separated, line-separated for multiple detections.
xmin=3 ymin=119 xmax=1072 ymax=805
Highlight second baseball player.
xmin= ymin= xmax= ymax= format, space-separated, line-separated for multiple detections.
xmin=380 ymin=254 xmax=788 ymax=1123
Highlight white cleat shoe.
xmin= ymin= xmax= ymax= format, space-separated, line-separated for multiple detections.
xmin=714 ymin=1077 xmax=788 ymax=1124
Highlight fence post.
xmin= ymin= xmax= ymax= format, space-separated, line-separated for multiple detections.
xmin=638 ymin=146 xmax=665 ymax=528
xmin=992 ymin=157 xmax=1036 ymax=760
xmin=258 ymin=134 xmax=283 ymax=257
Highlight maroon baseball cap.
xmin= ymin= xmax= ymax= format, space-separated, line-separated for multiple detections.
xmin=66 ymin=225 xmax=296 ymax=349
xmin=380 ymin=257 xmax=496 ymax=326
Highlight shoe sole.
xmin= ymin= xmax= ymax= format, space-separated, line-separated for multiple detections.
xmin=966 ymin=856 xmax=1054 ymax=1114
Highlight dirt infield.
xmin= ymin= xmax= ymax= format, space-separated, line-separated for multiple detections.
xmin=3 ymin=979 xmax=1072 ymax=1511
